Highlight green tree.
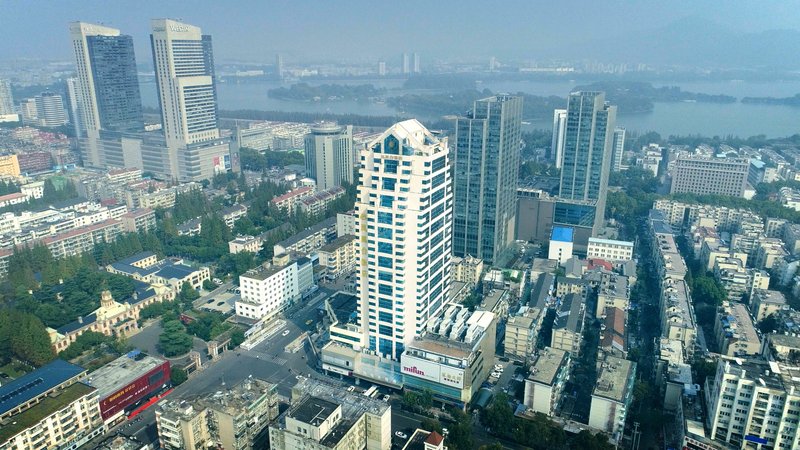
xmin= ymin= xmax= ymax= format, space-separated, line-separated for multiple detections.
xmin=229 ymin=328 xmax=246 ymax=348
xmin=170 ymin=367 xmax=188 ymax=386
xmin=570 ymin=430 xmax=615 ymax=450
xmin=159 ymin=320 xmax=193 ymax=357
xmin=202 ymin=279 xmax=216 ymax=291
xmin=758 ymin=314 xmax=779 ymax=334
xmin=0 ymin=309 xmax=55 ymax=366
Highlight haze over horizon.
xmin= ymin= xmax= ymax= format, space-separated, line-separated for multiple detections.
xmin=3 ymin=0 xmax=800 ymax=68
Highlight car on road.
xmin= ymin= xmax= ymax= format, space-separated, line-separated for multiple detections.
xmin=207 ymin=299 xmax=214 ymax=304
xmin=347 ymin=386 xmax=356 ymax=392
xmin=282 ymin=330 xmax=290 ymax=337
xmin=382 ymin=394 xmax=390 ymax=402
xmin=305 ymin=319 xmax=314 ymax=326
xmin=442 ymin=428 xmax=449 ymax=436
xmin=295 ymin=375 xmax=304 ymax=380
xmin=395 ymin=432 xmax=407 ymax=439
xmin=490 ymin=372 xmax=500 ymax=378
xmin=217 ymin=301 xmax=225 ymax=306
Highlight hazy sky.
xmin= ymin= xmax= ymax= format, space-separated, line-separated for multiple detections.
xmin=2 ymin=0 xmax=799 ymax=64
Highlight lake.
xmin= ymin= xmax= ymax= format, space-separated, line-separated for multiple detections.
xmin=139 ymin=78 xmax=800 ymax=138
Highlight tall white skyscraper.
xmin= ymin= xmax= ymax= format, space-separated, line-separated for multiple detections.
xmin=610 ymin=126 xmax=626 ymax=172
xmin=304 ymin=122 xmax=354 ymax=190
xmin=412 ymin=53 xmax=420 ymax=73
xmin=355 ymin=119 xmax=452 ymax=360
xmin=551 ymin=109 xmax=567 ymax=168
xmin=0 ymin=79 xmax=14 ymax=116
xmin=276 ymin=54 xmax=284 ymax=79
xmin=378 ymin=61 xmax=386 ymax=76
xmin=401 ymin=53 xmax=410 ymax=74
xmin=151 ymin=19 xmax=229 ymax=181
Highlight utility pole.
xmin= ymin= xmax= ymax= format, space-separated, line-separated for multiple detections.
xmin=631 ymin=421 xmax=641 ymax=450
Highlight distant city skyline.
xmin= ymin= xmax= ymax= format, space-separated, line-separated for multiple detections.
xmin=0 ymin=1 xmax=798 ymax=68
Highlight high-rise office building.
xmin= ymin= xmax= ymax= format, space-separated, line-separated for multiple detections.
xmin=610 ymin=127 xmax=625 ymax=172
xmin=151 ymin=19 xmax=230 ymax=181
xmin=551 ymin=109 xmax=567 ymax=168
xmin=412 ymin=52 xmax=420 ymax=73
xmin=304 ymin=122 xmax=354 ymax=191
xmin=65 ymin=78 xmax=82 ymax=138
xmin=0 ymin=79 xmax=14 ymax=115
xmin=34 ymin=92 xmax=68 ymax=127
xmin=401 ymin=53 xmax=410 ymax=74
xmin=452 ymin=95 xmax=522 ymax=264
xmin=558 ymin=91 xmax=616 ymax=229
xmin=276 ymin=54 xmax=284 ymax=79
xmin=378 ymin=61 xmax=386 ymax=76
xmin=70 ymin=22 xmax=144 ymax=168
xmin=354 ymin=119 xmax=452 ymax=360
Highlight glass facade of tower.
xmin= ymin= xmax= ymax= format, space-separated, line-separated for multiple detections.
xmin=452 ymin=95 xmax=522 ymax=264
xmin=355 ymin=120 xmax=452 ymax=360
xmin=558 ymin=91 xmax=616 ymax=227
xmin=86 ymin=35 xmax=143 ymax=132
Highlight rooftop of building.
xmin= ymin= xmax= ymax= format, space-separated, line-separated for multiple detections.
xmin=0 ymin=382 xmax=96 ymax=443
xmin=529 ymin=273 xmax=555 ymax=310
xmin=753 ymin=289 xmax=787 ymax=305
xmin=588 ymin=237 xmax=634 ymax=248
xmin=319 ymin=234 xmax=356 ymax=253
xmin=271 ymin=186 xmax=314 ymax=204
xmin=413 ymin=305 xmax=495 ymax=358
xmin=84 ymin=351 xmax=165 ymax=399
xmin=402 ymin=429 xmax=443 ymax=450
xmin=719 ymin=302 xmax=761 ymax=349
xmin=369 ymin=119 xmax=444 ymax=157
xmin=658 ymin=338 xmax=686 ymax=367
xmin=325 ymin=291 xmax=358 ymax=326
xmin=241 ymin=260 xmax=294 ymax=281
xmin=0 ymin=359 xmax=86 ymax=417
xmin=593 ymin=355 xmax=635 ymax=404
xmin=481 ymin=288 xmax=509 ymax=313
xmin=199 ymin=378 xmax=277 ymax=418
xmin=289 ymin=395 xmax=339 ymax=426
xmin=529 ymin=347 xmax=569 ymax=386
xmin=300 ymin=186 xmax=346 ymax=205
xmin=720 ymin=357 xmax=800 ymax=392
xmin=662 ymin=278 xmax=695 ymax=330
xmin=551 ymin=226 xmax=574 ymax=243
xmin=276 ymin=216 xmax=336 ymax=249
xmin=553 ymin=293 xmax=584 ymax=335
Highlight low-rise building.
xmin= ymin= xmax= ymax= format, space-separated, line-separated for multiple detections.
xmin=592 ymin=270 xmax=629 ymax=318
xmin=588 ymin=355 xmax=636 ymax=445
xmin=47 ymin=286 xmax=174 ymax=352
xmin=450 ymin=254 xmax=484 ymax=286
xmin=85 ymin=352 xmax=170 ymax=424
xmin=236 ymin=257 xmax=315 ymax=321
xmin=274 ymin=216 xmax=337 ymax=256
xmin=714 ymin=302 xmax=761 ymax=357
xmin=504 ymin=308 xmax=544 ymax=361
xmin=523 ymin=347 xmax=570 ymax=416
xmin=551 ymin=293 xmax=585 ymax=355
xmin=660 ymin=277 xmax=697 ymax=358
xmin=548 ymin=226 xmax=574 ymax=264
xmin=587 ymin=237 xmax=634 ymax=262
xmin=401 ymin=306 xmax=496 ymax=408
xmin=220 ymin=204 xmax=247 ymax=229
xmin=120 ymin=208 xmax=156 ymax=233
xmin=229 ymin=235 xmax=262 ymax=254
xmin=269 ymin=378 xmax=391 ymax=450
xmin=600 ymin=307 xmax=627 ymax=358
xmin=106 ymin=252 xmax=210 ymax=292
xmin=749 ymin=289 xmax=789 ymax=322
xmin=401 ymin=430 xmax=445 ymax=450
xmin=704 ymin=357 xmax=800 ymax=449
xmin=298 ymin=186 xmax=346 ymax=216
xmin=317 ymin=235 xmax=357 ymax=281
xmin=270 ymin=185 xmax=315 ymax=213
xmin=156 ymin=378 xmax=279 ymax=450
xmin=335 ymin=211 xmax=357 ymax=237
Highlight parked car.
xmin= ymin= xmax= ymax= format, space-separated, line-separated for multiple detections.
xmin=395 ymin=432 xmax=407 ymax=439
xmin=282 ymin=330 xmax=290 ymax=337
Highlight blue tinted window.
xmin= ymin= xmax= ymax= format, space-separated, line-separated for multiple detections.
xmin=378 ymin=242 xmax=393 ymax=254
xmin=432 ymin=173 xmax=445 ymax=188
xmin=378 ymin=227 xmax=392 ymax=239
xmin=378 ymin=284 xmax=393 ymax=295
xmin=378 ymin=312 xmax=393 ymax=322
xmin=432 ymin=156 xmax=446 ymax=172
xmin=431 ymin=188 xmax=444 ymax=203
xmin=378 ymin=256 xmax=393 ymax=268
xmin=379 ymin=338 xmax=393 ymax=355
xmin=385 ymin=160 xmax=398 ymax=174
xmin=431 ymin=218 xmax=443 ymax=233
xmin=379 ymin=298 xmax=392 ymax=309
xmin=382 ymin=178 xmax=396 ymax=190
xmin=379 ymin=325 xmax=393 ymax=337
xmin=378 ymin=212 xmax=393 ymax=224
xmin=380 ymin=195 xmax=394 ymax=208
xmin=378 ymin=271 xmax=393 ymax=282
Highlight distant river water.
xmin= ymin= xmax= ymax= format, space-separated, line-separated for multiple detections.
xmin=139 ymin=78 xmax=800 ymax=138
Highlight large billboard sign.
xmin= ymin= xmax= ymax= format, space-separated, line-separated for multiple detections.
xmin=401 ymin=355 xmax=465 ymax=389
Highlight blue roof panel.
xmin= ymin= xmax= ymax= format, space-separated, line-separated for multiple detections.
xmin=551 ymin=226 xmax=574 ymax=243
xmin=0 ymin=359 xmax=85 ymax=417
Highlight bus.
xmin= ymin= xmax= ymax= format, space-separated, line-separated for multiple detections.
xmin=362 ymin=385 xmax=378 ymax=398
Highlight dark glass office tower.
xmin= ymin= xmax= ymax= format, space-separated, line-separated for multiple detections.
xmin=558 ymin=91 xmax=616 ymax=228
xmin=452 ymin=95 xmax=523 ymax=264
xmin=85 ymin=34 xmax=143 ymax=132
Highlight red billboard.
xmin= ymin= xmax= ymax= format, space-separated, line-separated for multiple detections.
xmin=99 ymin=361 xmax=171 ymax=420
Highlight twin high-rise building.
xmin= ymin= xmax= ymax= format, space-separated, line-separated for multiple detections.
xmin=0 ymin=79 xmax=14 ymax=116
xmin=551 ymin=109 xmax=567 ymax=168
xmin=558 ymin=91 xmax=616 ymax=231
xmin=354 ymin=119 xmax=452 ymax=360
xmin=304 ymin=122 xmax=354 ymax=190
xmin=452 ymin=95 xmax=523 ymax=264
xmin=610 ymin=126 xmax=626 ymax=172
xmin=69 ymin=20 xmax=230 ymax=181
